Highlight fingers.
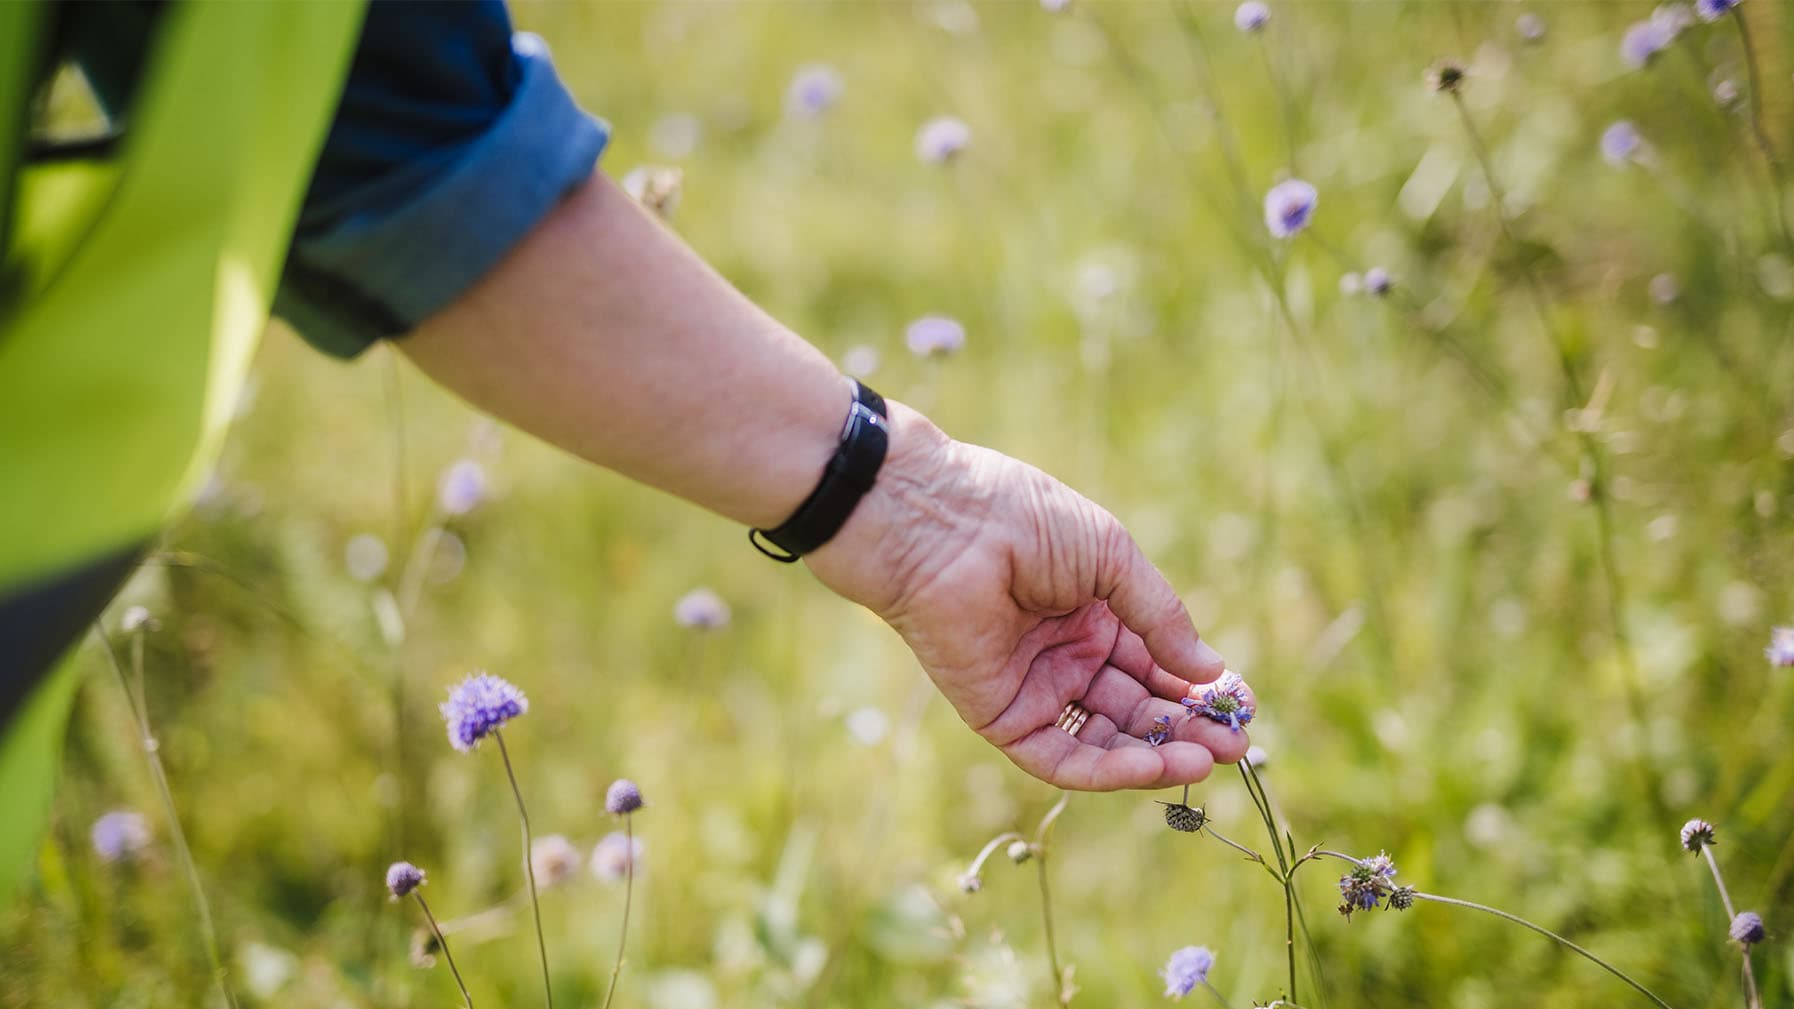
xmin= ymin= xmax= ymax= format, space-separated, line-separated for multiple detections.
xmin=1109 ymin=628 xmax=1199 ymax=702
xmin=1097 ymin=524 xmax=1226 ymax=688
xmin=1081 ymin=665 xmax=1253 ymax=765
xmin=1003 ymin=725 xmax=1217 ymax=791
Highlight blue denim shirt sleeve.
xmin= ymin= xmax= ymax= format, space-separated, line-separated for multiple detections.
xmin=275 ymin=1 xmax=609 ymax=359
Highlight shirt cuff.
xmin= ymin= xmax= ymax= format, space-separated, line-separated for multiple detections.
xmin=277 ymin=33 xmax=608 ymax=359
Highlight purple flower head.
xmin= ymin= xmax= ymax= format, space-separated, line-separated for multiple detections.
xmin=1680 ymin=818 xmax=1717 ymax=852
xmin=1160 ymin=945 xmax=1215 ymax=999
xmin=606 ymin=778 xmax=644 ymax=815
xmin=786 ymin=64 xmax=844 ymax=118
xmin=437 ymin=459 xmax=487 ymax=517
xmin=91 ymin=810 xmax=150 ymax=863
xmin=1621 ymin=19 xmax=1675 ymax=69
xmin=1714 ymin=78 xmax=1741 ymax=107
xmin=439 ymin=672 xmax=528 ymax=752
xmin=674 ymin=587 xmax=731 ymax=629
xmin=1364 ymin=851 xmax=1398 ymax=883
xmin=1602 ymin=121 xmax=1642 ymax=166
xmin=1234 ymin=2 xmax=1270 ymax=33
xmin=591 ymin=831 xmax=645 ymax=883
xmin=915 ymin=116 xmax=971 ymax=164
xmin=1516 ymin=13 xmax=1546 ymax=42
xmin=1730 ymin=910 xmax=1766 ymax=944
xmin=1337 ymin=852 xmax=1397 ymax=919
xmin=1697 ymin=0 xmax=1742 ymax=21
xmin=386 ymin=861 xmax=426 ymax=898
xmin=1364 ymin=267 xmax=1393 ymax=296
xmin=906 ymin=315 xmax=967 ymax=357
xmin=1765 ymin=626 xmax=1794 ymax=666
xmin=531 ymin=835 xmax=582 ymax=889
xmin=1181 ymin=670 xmax=1255 ymax=732
xmin=1145 ymin=714 xmax=1174 ymax=747
xmin=1263 ymin=180 xmax=1317 ymax=239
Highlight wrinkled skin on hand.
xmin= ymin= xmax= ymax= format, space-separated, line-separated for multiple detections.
xmin=807 ymin=404 xmax=1254 ymax=791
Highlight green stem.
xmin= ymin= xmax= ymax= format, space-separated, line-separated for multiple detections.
xmin=601 ymin=815 xmax=635 ymax=1009
xmin=1701 ymin=848 xmax=1762 ymax=1009
xmin=1200 ymin=977 xmax=1235 ymax=1009
xmin=1239 ymin=764 xmax=1296 ymax=1003
xmin=413 ymin=893 xmax=474 ymax=1009
xmin=96 ymin=625 xmax=240 ymax=1009
xmin=1034 ymin=793 xmax=1072 ymax=1006
xmin=493 ymin=731 xmax=553 ymax=1009
xmin=1411 ymin=892 xmax=1677 ymax=1009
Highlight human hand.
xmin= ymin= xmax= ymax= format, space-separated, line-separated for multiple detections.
xmin=806 ymin=402 xmax=1253 ymax=790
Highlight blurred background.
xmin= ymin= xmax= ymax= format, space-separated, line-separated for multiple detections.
xmin=5 ymin=2 xmax=1794 ymax=1007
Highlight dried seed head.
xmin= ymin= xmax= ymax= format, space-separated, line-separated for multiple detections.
xmin=1007 ymin=840 xmax=1034 ymax=864
xmin=1427 ymin=60 xmax=1466 ymax=94
xmin=1161 ymin=803 xmax=1208 ymax=833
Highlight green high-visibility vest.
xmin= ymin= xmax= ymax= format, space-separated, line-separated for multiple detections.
xmin=0 ymin=1 xmax=367 ymax=902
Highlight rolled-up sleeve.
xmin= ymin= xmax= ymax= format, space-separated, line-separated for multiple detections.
xmin=275 ymin=1 xmax=608 ymax=359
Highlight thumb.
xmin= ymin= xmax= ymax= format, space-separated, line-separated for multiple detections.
xmin=1098 ymin=521 xmax=1226 ymax=687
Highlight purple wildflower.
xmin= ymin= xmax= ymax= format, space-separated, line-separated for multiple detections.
xmin=605 ymin=779 xmax=644 ymax=815
xmin=1681 ymin=818 xmax=1717 ymax=852
xmin=531 ymin=835 xmax=582 ymax=889
xmin=915 ymin=116 xmax=971 ymax=164
xmin=1517 ymin=12 xmax=1546 ymax=42
xmin=1656 ymin=3 xmax=1696 ymax=34
xmin=674 ymin=587 xmax=731 ymax=629
xmin=1621 ymin=19 xmax=1675 ymax=68
xmin=1696 ymin=0 xmax=1742 ymax=22
xmin=786 ymin=64 xmax=843 ymax=118
xmin=386 ymin=861 xmax=426 ymax=898
xmin=1263 ymin=180 xmax=1317 ymax=238
xmin=1602 ymin=121 xmax=1642 ymax=166
xmin=439 ymin=672 xmax=528 ymax=752
xmin=1145 ymin=714 xmax=1174 ymax=747
xmin=591 ymin=832 xmax=645 ymax=883
xmin=906 ymin=315 xmax=967 ymax=357
xmin=437 ymin=459 xmax=487 ymax=516
xmin=1160 ymin=945 xmax=1215 ymax=999
xmin=91 ymin=810 xmax=150 ymax=863
xmin=1730 ymin=911 xmax=1765 ymax=944
xmin=1364 ymin=267 xmax=1393 ymax=296
xmin=1182 ymin=670 xmax=1255 ymax=732
xmin=1337 ymin=852 xmax=1397 ymax=919
xmin=1234 ymin=2 xmax=1270 ymax=33
xmin=1765 ymin=626 xmax=1794 ymax=666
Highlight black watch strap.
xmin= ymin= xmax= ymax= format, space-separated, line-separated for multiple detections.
xmin=750 ymin=381 xmax=889 ymax=562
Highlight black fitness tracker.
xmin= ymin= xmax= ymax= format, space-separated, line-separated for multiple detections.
xmin=749 ymin=380 xmax=889 ymax=562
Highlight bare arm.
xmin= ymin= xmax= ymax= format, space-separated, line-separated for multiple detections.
xmin=401 ymin=171 xmax=1250 ymax=790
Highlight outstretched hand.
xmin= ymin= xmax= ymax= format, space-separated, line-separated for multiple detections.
xmin=807 ymin=403 xmax=1254 ymax=790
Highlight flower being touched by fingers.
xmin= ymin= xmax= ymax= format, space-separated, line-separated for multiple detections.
xmin=606 ymin=779 xmax=644 ymax=815
xmin=1680 ymin=818 xmax=1716 ymax=853
xmin=1696 ymin=0 xmax=1743 ymax=22
xmin=1145 ymin=714 xmax=1174 ymax=747
xmin=1159 ymin=802 xmax=1208 ymax=834
xmin=1182 ymin=670 xmax=1254 ymax=732
xmin=531 ymin=835 xmax=582 ymax=889
xmin=1731 ymin=911 xmax=1766 ymax=945
xmin=440 ymin=672 xmax=528 ymax=752
xmin=1263 ymin=180 xmax=1317 ymax=239
xmin=915 ymin=116 xmax=971 ymax=164
xmin=386 ymin=861 xmax=426 ymax=899
xmin=1233 ymin=2 xmax=1269 ymax=33
xmin=1426 ymin=59 xmax=1466 ymax=94
xmin=1765 ymin=626 xmax=1794 ymax=667
xmin=1160 ymin=945 xmax=1215 ymax=999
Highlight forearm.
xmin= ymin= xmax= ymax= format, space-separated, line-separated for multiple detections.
xmin=400 ymin=170 xmax=853 ymax=529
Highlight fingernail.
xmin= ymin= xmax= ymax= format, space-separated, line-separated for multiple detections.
xmin=1194 ymin=639 xmax=1224 ymax=669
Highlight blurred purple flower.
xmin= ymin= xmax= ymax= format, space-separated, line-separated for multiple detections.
xmin=1697 ymin=0 xmax=1742 ymax=21
xmin=1650 ymin=273 xmax=1681 ymax=305
xmin=440 ymin=672 xmax=528 ymax=752
xmin=1339 ymin=271 xmax=1363 ymax=296
xmin=386 ymin=861 xmax=426 ymax=898
xmin=1040 ymin=0 xmax=1071 ymax=11
xmin=531 ymin=835 xmax=582 ymax=889
xmin=674 ymin=587 xmax=731 ymax=629
xmin=1181 ymin=670 xmax=1254 ymax=732
xmin=345 ymin=533 xmax=389 ymax=583
xmin=1234 ymin=2 xmax=1270 ymax=33
xmin=1714 ymin=78 xmax=1741 ymax=107
xmin=906 ymin=315 xmax=967 ymax=357
xmin=1516 ymin=12 xmax=1546 ymax=42
xmin=1656 ymin=3 xmax=1696 ymax=34
xmin=1730 ymin=910 xmax=1766 ymax=944
xmin=1245 ymin=745 xmax=1269 ymax=768
xmin=437 ymin=459 xmax=487 ymax=516
xmin=591 ymin=831 xmax=645 ymax=883
xmin=786 ymin=64 xmax=843 ymax=118
xmin=120 ymin=606 xmax=156 ymax=633
xmin=915 ymin=116 xmax=971 ymax=164
xmin=1620 ymin=19 xmax=1675 ymax=68
xmin=1364 ymin=267 xmax=1393 ymax=296
xmin=841 ymin=344 xmax=881 ymax=379
xmin=1602 ymin=121 xmax=1642 ymax=165
xmin=605 ymin=778 xmax=644 ymax=815
xmin=1263 ymin=179 xmax=1317 ymax=238
xmin=1766 ymin=626 xmax=1794 ymax=666
xmin=1160 ymin=945 xmax=1215 ymax=999
xmin=91 ymin=810 xmax=150 ymax=863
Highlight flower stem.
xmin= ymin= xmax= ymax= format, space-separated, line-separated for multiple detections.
xmin=96 ymin=624 xmax=240 ymax=1009
xmin=601 ymin=814 xmax=635 ymax=1009
xmin=1034 ymin=794 xmax=1072 ymax=1006
xmin=1410 ymin=892 xmax=1677 ymax=1009
xmin=1732 ymin=12 xmax=1791 ymax=251
xmin=1239 ymin=763 xmax=1296 ymax=1004
xmin=413 ymin=893 xmax=474 ymax=1008
xmin=492 ymin=730 xmax=553 ymax=1009
xmin=1701 ymin=847 xmax=1762 ymax=1009
xmin=1201 ymin=977 xmax=1235 ymax=1009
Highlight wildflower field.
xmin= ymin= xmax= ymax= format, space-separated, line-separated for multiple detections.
xmin=8 ymin=2 xmax=1794 ymax=1007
